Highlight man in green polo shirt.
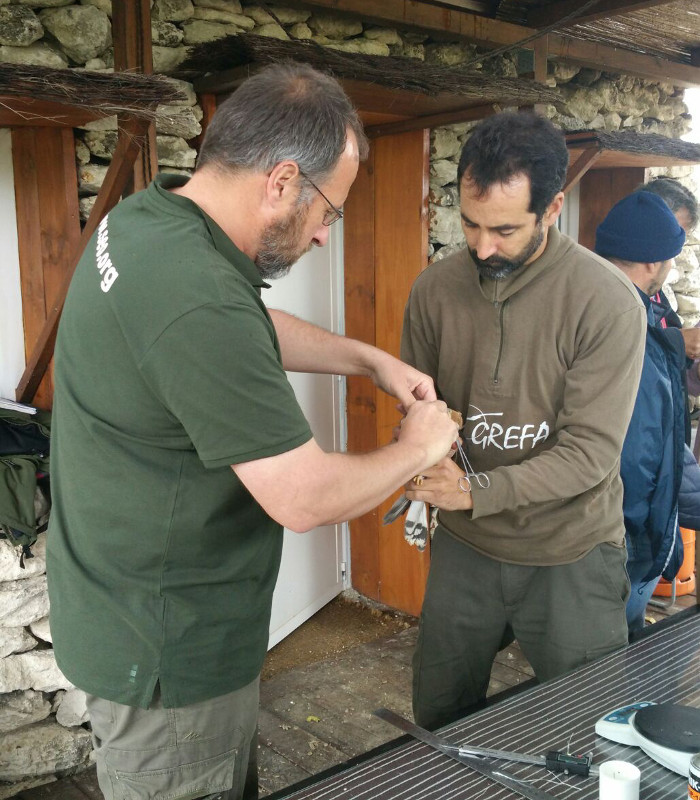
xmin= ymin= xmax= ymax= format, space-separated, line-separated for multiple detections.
xmin=47 ymin=63 xmax=458 ymax=800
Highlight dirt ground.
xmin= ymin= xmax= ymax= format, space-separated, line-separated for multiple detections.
xmin=261 ymin=591 xmax=416 ymax=680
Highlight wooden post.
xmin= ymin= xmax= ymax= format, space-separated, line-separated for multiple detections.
xmin=112 ymin=0 xmax=158 ymax=194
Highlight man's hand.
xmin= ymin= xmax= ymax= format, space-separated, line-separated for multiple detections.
xmin=369 ymin=351 xmax=437 ymax=409
xmin=681 ymin=327 xmax=700 ymax=359
xmin=397 ymin=403 xmax=459 ymax=472
xmin=404 ymin=456 xmax=474 ymax=511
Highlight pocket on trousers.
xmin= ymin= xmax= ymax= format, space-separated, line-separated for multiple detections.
xmin=111 ymin=748 xmax=237 ymax=800
xmin=593 ymin=543 xmax=630 ymax=604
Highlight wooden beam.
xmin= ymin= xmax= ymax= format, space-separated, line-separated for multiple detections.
xmin=563 ymin=146 xmax=602 ymax=192
xmin=417 ymin=0 xmax=490 ymax=11
xmin=365 ymin=103 xmax=499 ymax=138
xmin=112 ymin=0 xmax=158 ymax=194
xmin=16 ymin=116 xmax=155 ymax=404
xmin=294 ymin=0 xmax=700 ymax=87
xmin=528 ymin=0 xmax=677 ymax=28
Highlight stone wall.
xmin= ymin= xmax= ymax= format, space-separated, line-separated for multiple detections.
xmin=0 ymin=1 xmax=698 ymax=795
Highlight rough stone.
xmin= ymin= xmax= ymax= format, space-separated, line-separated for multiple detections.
xmin=572 ymin=68 xmax=601 ymax=86
xmin=29 ymin=616 xmax=52 ymax=644
xmin=157 ymin=135 xmax=197 ymax=168
xmin=75 ymin=138 xmax=91 ymax=165
xmin=153 ymin=0 xmax=194 ymax=21
xmin=80 ymin=0 xmax=111 ymax=15
xmin=0 ymin=690 xmax=51 ymax=734
xmin=161 ymin=76 xmax=197 ymax=106
xmin=0 ymin=534 xmax=46 ymax=583
xmin=0 ymin=650 xmax=72 ymax=693
xmin=430 ymin=242 xmax=463 ymax=263
xmin=241 ymin=4 xmax=275 ymax=24
xmin=307 ymin=12 xmax=362 ymax=39
xmin=152 ymin=20 xmax=185 ymax=46
xmin=152 ymin=44 xmax=189 ymax=73
xmin=0 ymin=775 xmax=55 ymax=800
xmin=424 ymin=41 xmax=478 ymax=66
xmin=430 ymin=128 xmax=460 ymax=160
xmin=39 ymin=5 xmax=112 ymax=63
xmin=0 ymin=7 xmax=43 ymax=47
xmin=0 ymin=626 xmax=36 ymax=658
xmin=0 ymin=576 xmax=49 ymax=627
xmin=429 ymin=186 xmax=459 ymax=207
xmin=363 ymin=27 xmax=402 ymax=46
xmin=0 ymin=719 xmax=91 ymax=781
xmin=0 ymin=41 xmax=67 ymax=67
xmin=83 ymin=129 xmax=118 ymax=159
xmin=603 ymin=112 xmax=622 ymax=130
xmin=430 ymin=205 xmax=463 ymax=246
xmin=84 ymin=57 xmax=107 ymax=69
xmin=677 ymin=246 xmax=700 ymax=274
xmin=193 ymin=0 xmax=242 ymax=11
xmin=388 ymin=41 xmax=424 ymax=60
xmin=191 ymin=6 xmax=254 ymax=26
xmin=266 ymin=6 xmax=311 ymax=24
xmin=550 ymin=62 xmax=580 ymax=83
xmin=13 ymin=0 xmax=73 ymax=6
xmin=288 ymin=22 xmax=311 ymax=39
xmin=55 ymin=688 xmax=89 ymax=728
xmin=676 ymin=293 xmax=700 ymax=315
xmin=481 ymin=54 xmax=517 ymax=78
xmin=327 ymin=38 xmax=387 ymax=56
xmin=156 ymin=103 xmax=202 ymax=138
xmin=430 ymin=158 xmax=458 ymax=188
xmin=251 ymin=22 xmax=288 ymax=39
xmin=181 ymin=19 xmax=244 ymax=43
xmin=622 ymin=115 xmax=643 ymax=128
xmin=79 ymin=195 xmax=97 ymax=221
xmin=80 ymin=114 xmax=117 ymax=131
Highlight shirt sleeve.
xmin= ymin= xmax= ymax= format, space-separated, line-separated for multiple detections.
xmin=138 ymin=300 xmax=312 ymax=468
xmin=471 ymin=303 xmax=647 ymax=518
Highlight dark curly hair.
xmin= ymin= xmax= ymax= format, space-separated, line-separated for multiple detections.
xmin=457 ymin=112 xmax=569 ymax=219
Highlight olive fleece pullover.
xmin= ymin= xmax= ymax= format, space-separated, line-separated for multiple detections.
xmin=402 ymin=226 xmax=646 ymax=565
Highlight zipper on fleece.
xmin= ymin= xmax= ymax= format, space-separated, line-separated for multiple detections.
xmin=493 ymin=299 xmax=507 ymax=384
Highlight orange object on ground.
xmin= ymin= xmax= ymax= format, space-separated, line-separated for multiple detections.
xmin=653 ymin=528 xmax=696 ymax=597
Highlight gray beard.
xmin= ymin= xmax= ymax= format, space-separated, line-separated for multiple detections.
xmin=470 ymin=224 xmax=545 ymax=280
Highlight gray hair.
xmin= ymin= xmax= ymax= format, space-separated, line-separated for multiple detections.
xmin=196 ymin=61 xmax=368 ymax=184
xmin=636 ymin=177 xmax=698 ymax=231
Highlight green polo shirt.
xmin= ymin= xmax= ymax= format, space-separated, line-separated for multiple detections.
xmin=47 ymin=174 xmax=312 ymax=708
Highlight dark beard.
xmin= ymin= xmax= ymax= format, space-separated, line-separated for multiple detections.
xmin=470 ymin=224 xmax=544 ymax=280
xmin=256 ymin=203 xmax=311 ymax=280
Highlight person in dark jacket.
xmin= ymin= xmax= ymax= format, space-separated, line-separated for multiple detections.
xmin=596 ymin=191 xmax=687 ymax=634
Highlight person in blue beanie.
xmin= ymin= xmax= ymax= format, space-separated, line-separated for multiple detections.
xmin=596 ymin=191 xmax=686 ymax=634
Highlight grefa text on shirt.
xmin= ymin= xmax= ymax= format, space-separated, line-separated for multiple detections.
xmin=95 ymin=215 xmax=119 ymax=293
xmin=466 ymin=405 xmax=550 ymax=451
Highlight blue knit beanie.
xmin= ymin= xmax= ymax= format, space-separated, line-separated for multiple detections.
xmin=595 ymin=191 xmax=685 ymax=263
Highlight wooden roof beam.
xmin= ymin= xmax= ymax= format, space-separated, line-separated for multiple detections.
xmin=527 ymin=0 xmax=678 ymax=28
xmin=294 ymin=0 xmax=700 ymax=87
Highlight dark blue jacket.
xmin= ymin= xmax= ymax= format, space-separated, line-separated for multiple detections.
xmin=621 ymin=290 xmax=686 ymax=583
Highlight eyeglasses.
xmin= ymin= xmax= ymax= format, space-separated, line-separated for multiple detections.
xmin=298 ymin=170 xmax=343 ymax=227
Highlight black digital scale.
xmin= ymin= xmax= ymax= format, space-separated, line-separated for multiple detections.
xmin=595 ymin=701 xmax=700 ymax=776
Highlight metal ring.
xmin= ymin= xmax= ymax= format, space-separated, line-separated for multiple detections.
xmin=458 ymin=475 xmax=471 ymax=493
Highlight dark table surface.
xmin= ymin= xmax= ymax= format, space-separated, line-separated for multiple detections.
xmin=272 ymin=608 xmax=700 ymax=800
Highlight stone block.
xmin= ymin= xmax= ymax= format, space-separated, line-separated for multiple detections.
xmin=194 ymin=0 xmax=242 ymax=11
xmin=157 ymin=135 xmax=197 ymax=168
xmin=0 ymin=533 xmax=46 ymax=582
xmin=430 ymin=159 xmax=457 ymax=188
xmin=156 ymin=104 xmax=202 ymax=139
xmin=0 ymin=775 xmax=56 ymax=800
xmin=0 ymin=690 xmax=51 ymax=734
xmin=363 ymin=27 xmax=402 ymax=46
xmin=430 ymin=205 xmax=462 ymax=246
xmin=0 ymin=7 xmax=43 ymax=47
xmin=14 ymin=0 xmax=72 ymax=6
xmin=181 ymin=19 xmax=244 ymax=43
xmin=430 ymin=242 xmax=463 ymax=263
xmin=29 ymin=616 xmax=52 ymax=644
xmin=388 ymin=41 xmax=424 ymax=60
xmin=80 ymin=0 xmax=111 ymax=15
xmin=253 ymin=22 xmax=289 ymax=40
xmin=326 ymin=39 xmax=387 ymax=56
xmin=153 ymin=0 xmax=194 ymax=22
xmin=84 ymin=57 xmax=108 ymax=69
xmin=266 ymin=6 xmax=311 ymax=24
xmin=75 ymin=139 xmax=91 ymax=165
xmin=676 ymin=293 xmax=700 ymax=315
xmin=192 ymin=6 xmax=254 ymax=27
xmin=0 ymin=650 xmax=72 ymax=693
xmin=430 ymin=128 xmax=460 ymax=160
xmin=152 ymin=44 xmax=189 ymax=73
xmin=39 ymin=5 xmax=112 ymax=63
xmin=0 ymin=626 xmax=36 ymax=658
xmin=55 ymin=688 xmax=89 ymax=728
xmin=0 ymin=576 xmax=49 ymax=627
xmin=0 ymin=719 xmax=91 ymax=781
xmin=152 ymin=20 xmax=184 ymax=46
xmin=80 ymin=195 xmax=97 ymax=222
xmin=307 ymin=12 xmax=362 ymax=39
xmin=424 ymin=41 xmax=478 ymax=66
xmin=288 ymin=22 xmax=311 ymax=40
xmin=549 ymin=62 xmax=580 ymax=84
xmin=83 ymin=129 xmax=118 ymax=159
xmin=0 ymin=41 xmax=67 ymax=67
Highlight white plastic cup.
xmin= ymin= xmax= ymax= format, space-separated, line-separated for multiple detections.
xmin=599 ymin=760 xmax=641 ymax=800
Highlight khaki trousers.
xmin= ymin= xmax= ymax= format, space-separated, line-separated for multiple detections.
xmin=413 ymin=527 xmax=629 ymax=729
xmin=87 ymin=678 xmax=259 ymax=800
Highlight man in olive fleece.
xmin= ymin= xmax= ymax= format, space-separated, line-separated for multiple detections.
xmin=401 ymin=112 xmax=646 ymax=729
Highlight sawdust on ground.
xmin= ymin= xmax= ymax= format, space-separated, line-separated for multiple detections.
xmin=261 ymin=592 xmax=416 ymax=681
